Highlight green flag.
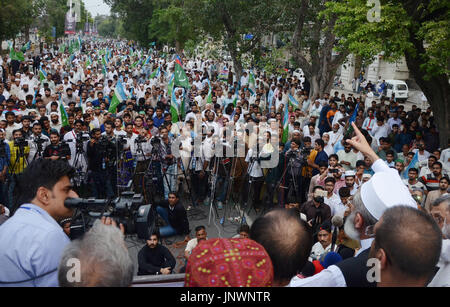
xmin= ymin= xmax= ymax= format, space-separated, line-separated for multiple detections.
xmin=60 ymin=100 xmax=69 ymax=127
xmin=174 ymin=63 xmax=190 ymax=89
xmin=10 ymin=49 xmax=25 ymax=62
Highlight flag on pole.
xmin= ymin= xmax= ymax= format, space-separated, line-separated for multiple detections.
xmin=39 ymin=65 xmax=47 ymax=82
xmin=282 ymin=102 xmax=289 ymax=143
xmin=149 ymin=67 xmax=160 ymax=79
xmin=108 ymin=81 xmax=127 ymax=113
xmin=10 ymin=48 xmax=25 ymax=62
xmin=233 ymin=95 xmax=238 ymax=107
xmin=167 ymin=74 xmax=175 ymax=98
xmin=249 ymin=71 xmax=256 ymax=92
xmin=174 ymin=54 xmax=182 ymax=66
xmin=219 ymin=68 xmax=229 ymax=81
xmin=206 ymin=79 xmax=213 ymax=104
xmin=344 ymin=104 xmax=360 ymax=138
xmin=403 ymin=151 xmax=419 ymax=179
xmin=288 ymin=94 xmax=300 ymax=109
xmin=174 ymin=62 xmax=190 ymax=89
xmin=171 ymin=86 xmax=180 ymax=123
xmin=21 ymin=41 xmax=31 ymax=53
xmin=60 ymin=99 xmax=69 ymax=127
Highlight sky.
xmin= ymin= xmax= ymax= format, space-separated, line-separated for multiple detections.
xmin=84 ymin=0 xmax=111 ymax=17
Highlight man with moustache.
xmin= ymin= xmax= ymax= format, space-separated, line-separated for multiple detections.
xmin=137 ymin=230 xmax=176 ymax=276
xmin=289 ymin=123 xmax=417 ymax=287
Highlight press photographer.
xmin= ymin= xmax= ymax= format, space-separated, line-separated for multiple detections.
xmin=0 ymin=159 xmax=78 ymax=286
xmin=87 ymin=128 xmax=111 ymax=199
xmin=27 ymin=123 xmax=51 ymax=164
xmin=7 ymin=129 xmax=30 ymax=208
xmin=0 ymin=129 xmax=10 ymax=207
xmin=43 ymin=131 xmax=71 ymax=161
xmin=131 ymin=128 xmax=152 ymax=195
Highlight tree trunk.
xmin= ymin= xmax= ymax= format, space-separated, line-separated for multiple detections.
xmin=175 ymin=40 xmax=182 ymax=55
xmin=405 ymin=53 xmax=450 ymax=147
xmin=227 ymin=41 xmax=243 ymax=81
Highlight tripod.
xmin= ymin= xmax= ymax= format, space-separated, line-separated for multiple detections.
xmin=8 ymin=145 xmax=28 ymax=209
xmin=219 ymin=155 xmax=247 ymax=227
xmin=207 ymin=156 xmax=222 ymax=226
xmin=276 ymin=153 xmax=301 ymax=206
xmin=72 ymin=141 xmax=88 ymax=196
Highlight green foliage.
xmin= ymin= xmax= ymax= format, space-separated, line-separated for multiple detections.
xmin=148 ymin=0 xmax=197 ymax=51
xmin=0 ymin=0 xmax=41 ymax=41
xmin=323 ymin=0 xmax=450 ymax=79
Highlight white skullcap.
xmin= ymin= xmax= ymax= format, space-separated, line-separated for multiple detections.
xmin=361 ymin=163 xmax=416 ymax=220
xmin=293 ymin=130 xmax=301 ymax=134
xmin=344 ymin=170 xmax=356 ymax=177
xmin=50 ymin=112 xmax=59 ymax=117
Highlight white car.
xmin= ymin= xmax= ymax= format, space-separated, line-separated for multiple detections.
xmin=385 ymin=80 xmax=409 ymax=102
xmin=293 ymin=68 xmax=304 ymax=79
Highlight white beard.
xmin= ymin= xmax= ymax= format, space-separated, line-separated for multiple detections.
xmin=442 ymin=218 xmax=450 ymax=239
xmin=344 ymin=211 xmax=361 ymax=241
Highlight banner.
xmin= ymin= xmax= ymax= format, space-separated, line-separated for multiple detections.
xmin=65 ymin=13 xmax=76 ymax=35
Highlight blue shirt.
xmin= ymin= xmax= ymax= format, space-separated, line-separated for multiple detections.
xmin=313 ymin=150 xmax=329 ymax=176
xmin=0 ymin=141 xmax=11 ymax=172
xmin=152 ymin=114 xmax=165 ymax=128
xmin=0 ymin=204 xmax=70 ymax=287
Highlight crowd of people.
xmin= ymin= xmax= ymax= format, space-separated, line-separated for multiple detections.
xmin=0 ymin=37 xmax=448 ymax=287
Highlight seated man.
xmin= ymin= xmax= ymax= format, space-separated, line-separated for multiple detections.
xmin=185 ymin=226 xmax=208 ymax=262
xmin=138 ymin=230 xmax=176 ymax=276
xmin=156 ymin=192 xmax=190 ymax=241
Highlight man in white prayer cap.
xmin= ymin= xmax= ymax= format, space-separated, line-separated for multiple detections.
xmin=289 ymin=123 xmax=417 ymax=287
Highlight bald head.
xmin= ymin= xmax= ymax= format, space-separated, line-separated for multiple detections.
xmin=250 ymin=209 xmax=312 ymax=286
xmin=371 ymin=206 xmax=442 ymax=286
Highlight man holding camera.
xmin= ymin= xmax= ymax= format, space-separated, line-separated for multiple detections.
xmin=43 ymin=131 xmax=71 ymax=161
xmin=87 ymin=128 xmax=109 ymax=199
xmin=131 ymin=128 xmax=152 ymax=194
xmin=0 ymin=159 xmax=78 ymax=286
xmin=27 ymin=122 xmax=51 ymax=164
xmin=0 ymin=129 xmax=10 ymax=207
xmin=7 ymin=129 xmax=30 ymax=208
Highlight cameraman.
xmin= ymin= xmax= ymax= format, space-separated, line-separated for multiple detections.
xmin=100 ymin=121 xmax=119 ymax=197
xmin=27 ymin=122 xmax=51 ymax=164
xmin=0 ymin=159 xmax=77 ymax=286
xmin=87 ymin=128 xmax=108 ymax=198
xmin=0 ymin=129 xmax=11 ymax=207
xmin=63 ymin=120 xmax=89 ymax=169
xmin=43 ymin=131 xmax=71 ymax=161
xmin=131 ymin=128 xmax=152 ymax=194
xmin=7 ymin=129 xmax=30 ymax=208
xmin=300 ymin=186 xmax=331 ymax=236
xmin=282 ymin=139 xmax=303 ymax=204
xmin=160 ymin=126 xmax=177 ymax=200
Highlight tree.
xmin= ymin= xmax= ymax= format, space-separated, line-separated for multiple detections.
xmin=280 ymin=0 xmax=350 ymax=99
xmin=0 ymin=0 xmax=43 ymax=43
xmin=185 ymin=0 xmax=285 ymax=79
xmin=324 ymin=0 xmax=450 ymax=147
xmin=148 ymin=0 xmax=198 ymax=54
xmin=105 ymin=0 xmax=156 ymax=46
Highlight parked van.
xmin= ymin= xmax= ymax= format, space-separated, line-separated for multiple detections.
xmin=385 ymin=80 xmax=409 ymax=102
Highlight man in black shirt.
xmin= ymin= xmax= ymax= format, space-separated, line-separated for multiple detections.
xmin=43 ymin=131 xmax=70 ymax=161
xmin=87 ymin=128 xmax=107 ymax=198
xmin=137 ymin=230 xmax=176 ymax=275
xmin=156 ymin=192 xmax=190 ymax=241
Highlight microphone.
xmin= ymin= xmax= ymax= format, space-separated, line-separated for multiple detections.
xmin=331 ymin=215 xmax=344 ymax=228
xmin=331 ymin=215 xmax=344 ymax=251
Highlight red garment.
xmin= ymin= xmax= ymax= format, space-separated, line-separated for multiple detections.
xmin=185 ymin=238 xmax=274 ymax=287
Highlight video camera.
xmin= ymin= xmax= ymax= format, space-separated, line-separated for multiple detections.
xmin=98 ymin=135 xmax=117 ymax=161
xmin=65 ymin=191 xmax=155 ymax=240
xmin=14 ymin=137 xmax=28 ymax=148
